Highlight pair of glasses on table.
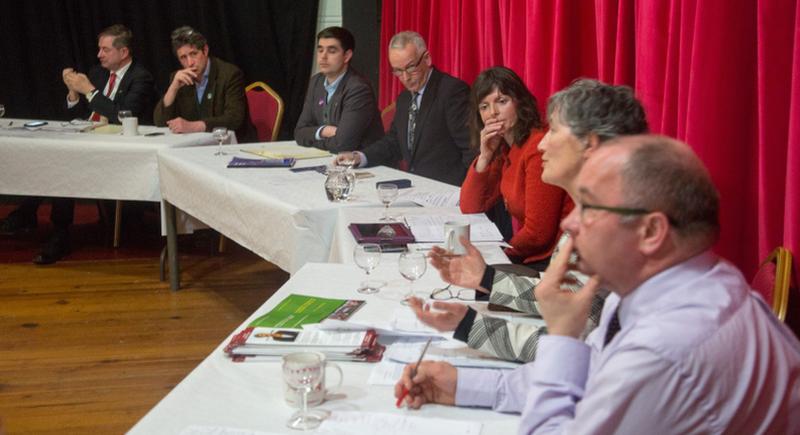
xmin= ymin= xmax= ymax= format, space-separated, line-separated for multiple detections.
xmin=429 ymin=284 xmax=477 ymax=301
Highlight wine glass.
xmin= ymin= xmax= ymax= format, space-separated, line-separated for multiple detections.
xmin=213 ymin=127 xmax=229 ymax=156
xmin=377 ymin=183 xmax=399 ymax=222
xmin=399 ymin=251 xmax=427 ymax=304
xmin=353 ymin=243 xmax=385 ymax=294
xmin=282 ymin=352 xmax=325 ymax=430
xmin=0 ymin=104 xmax=5 ymax=118
xmin=117 ymin=110 xmax=132 ymax=124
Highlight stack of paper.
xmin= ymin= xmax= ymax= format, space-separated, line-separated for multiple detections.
xmin=405 ymin=214 xmax=504 ymax=242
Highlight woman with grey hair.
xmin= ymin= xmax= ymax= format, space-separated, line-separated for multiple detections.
xmin=411 ymin=78 xmax=648 ymax=363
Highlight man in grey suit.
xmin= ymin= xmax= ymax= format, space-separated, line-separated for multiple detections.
xmin=294 ymin=27 xmax=383 ymax=153
xmin=337 ymin=31 xmax=475 ymax=186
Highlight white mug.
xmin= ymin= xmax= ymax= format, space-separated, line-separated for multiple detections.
xmin=444 ymin=221 xmax=470 ymax=255
xmin=283 ymin=351 xmax=343 ymax=408
xmin=122 ymin=116 xmax=139 ymax=136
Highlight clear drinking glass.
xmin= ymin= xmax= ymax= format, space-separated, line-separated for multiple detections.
xmin=337 ymin=152 xmax=356 ymax=169
xmin=117 ymin=110 xmax=132 ymax=124
xmin=0 ymin=104 xmax=6 ymax=118
xmin=213 ymin=127 xmax=229 ymax=156
xmin=399 ymin=251 xmax=427 ymax=304
xmin=282 ymin=352 xmax=325 ymax=430
xmin=377 ymin=183 xmax=399 ymax=222
xmin=353 ymin=243 xmax=386 ymax=294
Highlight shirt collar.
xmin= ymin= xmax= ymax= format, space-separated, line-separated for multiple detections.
xmin=415 ymin=68 xmax=433 ymax=97
xmin=111 ymin=59 xmax=132 ymax=81
xmin=198 ymin=60 xmax=211 ymax=88
xmin=324 ymin=68 xmax=347 ymax=91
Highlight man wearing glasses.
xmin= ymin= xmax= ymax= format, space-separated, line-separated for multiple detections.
xmin=294 ymin=26 xmax=384 ymax=153
xmin=0 ymin=24 xmax=156 ymax=264
xmin=154 ymin=26 xmax=254 ymax=141
xmin=335 ymin=31 xmax=475 ymax=186
xmin=396 ymin=135 xmax=800 ymax=433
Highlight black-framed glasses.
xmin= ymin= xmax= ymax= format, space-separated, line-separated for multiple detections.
xmin=430 ymin=284 xmax=475 ymax=301
xmin=391 ymin=50 xmax=428 ymax=76
xmin=579 ymin=202 xmax=678 ymax=227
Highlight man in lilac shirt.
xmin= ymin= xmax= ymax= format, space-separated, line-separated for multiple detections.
xmin=395 ymin=135 xmax=800 ymax=433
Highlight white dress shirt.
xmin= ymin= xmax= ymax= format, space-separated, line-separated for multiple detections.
xmin=456 ymin=251 xmax=800 ymax=434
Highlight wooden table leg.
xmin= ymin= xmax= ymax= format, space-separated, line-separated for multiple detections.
xmin=164 ymin=201 xmax=180 ymax=291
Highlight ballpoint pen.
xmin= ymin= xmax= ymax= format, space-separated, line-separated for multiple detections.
xmin=395 ymin=337 xmax=433 ymax=408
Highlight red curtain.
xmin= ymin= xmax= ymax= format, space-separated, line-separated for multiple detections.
xmin=379 ymin=0 xmax=800 ymax=287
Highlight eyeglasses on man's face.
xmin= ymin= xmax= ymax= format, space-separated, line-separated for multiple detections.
xmin=578 ymin=202 xmax=678 ymax=227
xmin=391 ymin=50 xmax=428 ymax=77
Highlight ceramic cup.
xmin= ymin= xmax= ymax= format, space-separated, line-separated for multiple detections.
xmin=444 ymin=221 xmax=470 ymax=255
xmin=122 ymin=116 xmax=139 ymax=136
xmin=282 ymin=351 xmax=343 ymax=408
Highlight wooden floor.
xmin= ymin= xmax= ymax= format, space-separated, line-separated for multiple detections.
xmin=0 ymin=248 xmax=289 ymax=434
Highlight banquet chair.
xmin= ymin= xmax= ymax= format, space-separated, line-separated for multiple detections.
xmin=246 ymin=81 xmax=284 ymax=142
xmin=381 ymin=102 xmax=396 ymax=133
xmin=751 ymin=247 xmax=793 ymax=322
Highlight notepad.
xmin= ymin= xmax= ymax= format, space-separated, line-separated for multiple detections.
xmin=227 ymin=156 xmax=295 ymax=168
xmin=241 ymin=146 xmax=332 ymax=160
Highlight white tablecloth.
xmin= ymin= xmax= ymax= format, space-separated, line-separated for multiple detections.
xmin=0 ymin=119 xmax=216 ymax=202
xmin=128 ymin=262 xmax=520 ymax=435
xmin=329 ymin=206 xmax=511 ymax=266
xmin=157 ymin=142 xmax=459 ymax=273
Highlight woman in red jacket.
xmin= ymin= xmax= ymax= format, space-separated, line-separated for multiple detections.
xmin=460 ymin=67 xmax=571 ymax=269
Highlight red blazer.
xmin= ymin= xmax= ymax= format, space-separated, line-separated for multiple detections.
xmin=460 ymin=129 xmax=572 ymax=263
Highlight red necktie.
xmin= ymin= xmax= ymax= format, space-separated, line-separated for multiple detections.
xmin=90 ymin=72 xmax=117 ymax=122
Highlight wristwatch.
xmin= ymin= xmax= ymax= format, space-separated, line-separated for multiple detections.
xmin=86 ymin=88 xmax=99 ymax=100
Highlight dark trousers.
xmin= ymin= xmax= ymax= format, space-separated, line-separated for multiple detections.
xmin=15 ymin=197 xmax=73 ymax=234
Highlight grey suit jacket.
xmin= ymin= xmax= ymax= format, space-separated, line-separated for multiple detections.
xmin=293 ymin=68 xmax=383 ymax=153
xmin=362 ymin=68 xmax=475 ymax=186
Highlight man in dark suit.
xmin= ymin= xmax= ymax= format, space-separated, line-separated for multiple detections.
xmin=154 ymin=26 xmax=255 ymax=142
xmin=336 ymin=31 xmax=475 ymax=186
xmin=0 ymin=24 xmax=156 ymax=264
xmin=294 ymin=26 xmax=383 ymax=153
xmin=63 ymin=24 xmax=155 ymax=124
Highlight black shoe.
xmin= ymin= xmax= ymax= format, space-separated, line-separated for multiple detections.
xmin=0 ymin=212 xmax=37 ymax=236
xmin=33 ymin=236 xmax=71 ymax=265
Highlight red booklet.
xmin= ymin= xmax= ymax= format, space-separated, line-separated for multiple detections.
xmin=348 ymin=223 xmax=416 ymax=245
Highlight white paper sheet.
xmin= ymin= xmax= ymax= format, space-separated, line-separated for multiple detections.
xmin=405 ymin=214 xmax=503 ymax=242
xmin=315 ymin=411 xmax=482 ymax=435
xmin=384 ymin=341 xmax=520 ymax=369
xmin=367 ymin=360 xmax=407 ymax=385
xmin=398 ymin=190 xmax=460 ymax=207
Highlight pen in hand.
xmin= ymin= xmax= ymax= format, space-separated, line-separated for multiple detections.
xmin=395 ymin=337 xmax=433 ymax=408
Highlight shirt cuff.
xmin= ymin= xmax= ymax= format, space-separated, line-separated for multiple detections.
xmin=453 ymin=307 xmax=477 ymax=342
xmin=532 ymin=335 xmax=591 ymax=388
xmin=455 ymin=367 xmax=502 ymax=408
xmin=315 ymin=125 xmax=325 ymax=140
xmin=480 ymin=265 xmax=495 ymax=294
xmin=356 ymin=151 xmax=368 ymax=167
xmin=66 ymin=96 xmax=79 ymax=109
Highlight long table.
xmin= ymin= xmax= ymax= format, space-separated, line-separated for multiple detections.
xmin=128 ymin=262 xmax=520 ymax=434
xmin=157 ymin=143 xmax=459 ymax=289
xmin=0 ymin=119 xmax=216 ymax=202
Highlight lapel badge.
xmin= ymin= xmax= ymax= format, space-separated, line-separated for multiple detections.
xmin=207 ymin=93 xmax=213 ymax=100
xmin=318 ymin=98 xmax=325 ymax=106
